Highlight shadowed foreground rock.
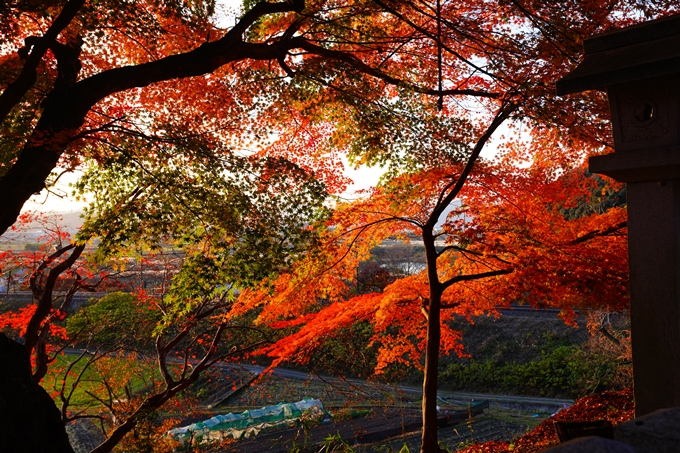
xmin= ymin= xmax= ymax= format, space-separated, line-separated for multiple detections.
xmin=0 ymin=333 xmax=74 ymax=453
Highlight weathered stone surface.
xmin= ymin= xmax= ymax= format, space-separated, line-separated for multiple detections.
xmin=614 ymin=407 xmax=680 ymax=453
xmin=556 ymin=14 xmax=680 ymax=95
xmin=543 ymin=436 xmax=639 ymax=453
xmin=558 ymin=12 xmax=680 ymax=417
xmin=0 ymin=333 xmax=74 ymax=453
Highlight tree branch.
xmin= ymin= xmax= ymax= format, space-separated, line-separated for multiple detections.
xmin=24 ymin=243 xmax=85 ymax=354
xmin=441 ymin=268 xmax=512 ymax=291
xmin=571 ymin=221 xmax=627 ymax=244
xmin=428 ymin=101 xmax=517 ymax=229
xmin=0 ymin=0 xmax=85 ymax=123
xmin=437 ymin=244 xmax=513 ymax=266
xmin=89 ymin=320 xmax=252 ymax=453
xmin=293 ymin=38 xmax=501 ymax=98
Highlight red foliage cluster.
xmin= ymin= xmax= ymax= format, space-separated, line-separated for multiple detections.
xmin=458 ymin=388 xmax=634 ymax=453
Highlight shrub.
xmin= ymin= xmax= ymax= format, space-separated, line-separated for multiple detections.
xmin=440 ymin=345 xmax=625 ymax=398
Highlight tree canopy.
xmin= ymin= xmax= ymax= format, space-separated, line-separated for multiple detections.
xmin=1 ymin=0 xmax=677 ymax=452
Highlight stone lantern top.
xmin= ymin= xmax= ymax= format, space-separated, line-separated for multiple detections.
xmin=556 ymin=14 xmax=680 ymax=95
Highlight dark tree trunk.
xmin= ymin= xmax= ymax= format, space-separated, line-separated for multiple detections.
xmin=420 ymin=226 xmax=445 ymax=453
xmin=420 ymin=291 xmax=443 ymax=453
xmin=0 ymin=334 xmax=74 ymax=453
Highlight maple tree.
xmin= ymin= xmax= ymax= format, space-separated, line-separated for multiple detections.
xmin=1 ymin=0 xmax=678 ymax=452
xmin=233 ymin=139 xmax=628 ymax=451
xmin=227 ymin=1 xmax=659 ymax=449
xmin=227 ymin=4 xmax=639 ymax=450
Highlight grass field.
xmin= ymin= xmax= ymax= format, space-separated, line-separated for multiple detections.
xmin=44 ymin=351 xmax=158 ymax=410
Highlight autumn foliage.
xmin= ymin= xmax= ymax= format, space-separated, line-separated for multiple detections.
xmin=1 ymin=0 xmax=677 ymax=452
xmin=458 ymin=388 xmax=635 ymax=453
xmin=234 ymin=153 xmax=628 ymax=371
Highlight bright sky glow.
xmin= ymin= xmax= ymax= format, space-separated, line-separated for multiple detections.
xmin=23 ymin=170 xmax=85 ymax=214
xmin=24 ymin=162 xmax=384 ymax=216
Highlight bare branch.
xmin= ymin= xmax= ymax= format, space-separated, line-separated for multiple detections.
xmin=571 ymin=221 xmax=627 ymax=244
xmin=441 ymin=268 xmax=512 ymax=291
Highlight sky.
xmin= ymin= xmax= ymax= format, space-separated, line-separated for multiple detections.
xmin=23 ymin=165 xmax=384 ymax=214
xmin=24 ymin=170 xmax=85 ymax=213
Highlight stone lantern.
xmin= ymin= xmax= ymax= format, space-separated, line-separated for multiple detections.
xmin=557 ymin=14 xmax=680 ymax=417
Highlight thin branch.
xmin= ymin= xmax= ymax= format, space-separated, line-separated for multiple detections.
xmin=371 ymin=0 xmax=511 ymax=87
xmin=571 ymin=221 xmax=627 ymax=244
xmin=441 ymin=268 xmax=512 ymax=291
xmin=292 ymin=38 xmax=501 ymax=98
xmin=508 ymin=0 xmax=579 ymax=63
xmin=437 ymin=244 xmax=513 ymax=266
xmin=429 ymin=101 xmax=517 ymax=228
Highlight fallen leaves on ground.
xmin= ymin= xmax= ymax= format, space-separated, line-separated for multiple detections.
xmin=457 ymin=388 xmax=634 ymax=453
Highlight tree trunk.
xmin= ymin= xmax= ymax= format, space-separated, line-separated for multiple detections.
xmin=0 ymin=334 xmax=74 ymax=453
xmin=420 ymin=290 xmax=443 ymax=453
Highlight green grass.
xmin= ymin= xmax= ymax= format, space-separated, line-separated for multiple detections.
xmin=43 ymin=352 xmax=158 ymax=410
xmin=483 ymin=407 xmax=550 ymax=429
